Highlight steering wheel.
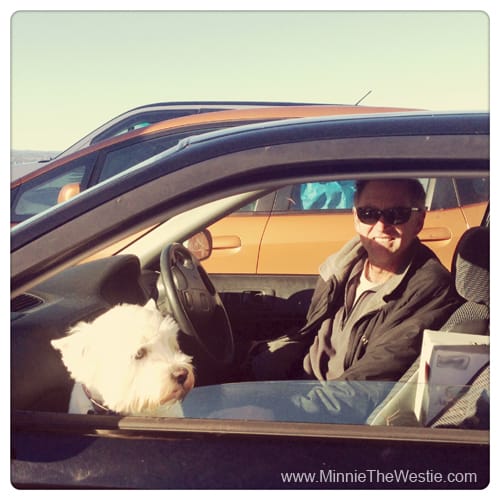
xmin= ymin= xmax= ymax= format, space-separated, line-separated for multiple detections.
xmin=159 ymin=242 xmax=235 ymax=365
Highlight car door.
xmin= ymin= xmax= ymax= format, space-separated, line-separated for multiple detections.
xmin=422 ymin=177 xmax=489 ymax=267
xmin=203 ymin=193 xmax=275 ymax=274
xmin=454 ymin=177 xmax=489 ymax=226
xmin=257 ymin=181 xmax=357 ymax=274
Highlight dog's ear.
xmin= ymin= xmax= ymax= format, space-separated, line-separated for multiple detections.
xmin=51 ymin=322 xmax=93 ymax=381
xmin=144 ymin=299 xmax=158 ymax=312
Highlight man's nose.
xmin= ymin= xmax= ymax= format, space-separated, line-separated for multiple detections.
xmin=373 ymin=217 xmax=392 ymax=229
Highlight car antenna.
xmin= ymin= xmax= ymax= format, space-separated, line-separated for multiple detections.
xmin=354 ymin=90 xmax=372 ymax=105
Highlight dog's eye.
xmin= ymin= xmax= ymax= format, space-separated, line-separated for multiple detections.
xmin=134 ymin=347 xmax=147 ymax=360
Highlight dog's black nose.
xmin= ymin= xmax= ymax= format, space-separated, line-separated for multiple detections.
xmin=171 ymin=368 xmax=188 ymax=386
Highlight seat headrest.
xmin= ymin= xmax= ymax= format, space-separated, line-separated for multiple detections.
xmin=453 ymin=227 xmax=489 ymax=305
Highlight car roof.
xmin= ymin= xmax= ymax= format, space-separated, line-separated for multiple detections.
xmin=166 ymin=110 xmax=489 ymax=154
xmin=11 ymin=104 xmax=417 ymax=186
xmin=55 ymin=100 xmax=336 ymax=158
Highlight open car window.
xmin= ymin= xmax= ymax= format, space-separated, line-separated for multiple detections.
xmin=13 ymin=175 xmax=489 ymax=427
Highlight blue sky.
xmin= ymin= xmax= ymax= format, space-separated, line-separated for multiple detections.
xmin=8 ymin=6 xmax=492 ymax=151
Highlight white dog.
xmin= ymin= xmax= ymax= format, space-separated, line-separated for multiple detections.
xmin=51 ymin=300 xmax=194 ymax=417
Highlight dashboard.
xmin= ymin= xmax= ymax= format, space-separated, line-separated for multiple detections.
xmin=11 ymin=255 xmax=156 ymax=411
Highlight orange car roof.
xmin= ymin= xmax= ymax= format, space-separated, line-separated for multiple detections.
xmin=12 ymin=104 xmax=417 ymax=187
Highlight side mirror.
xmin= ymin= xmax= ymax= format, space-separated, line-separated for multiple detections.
xmin=57 ymin=182 xmax=81 ymax=204
xmin=184 ymin=229 xmax=213 ymax=261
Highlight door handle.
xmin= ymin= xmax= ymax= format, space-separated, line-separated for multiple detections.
xmin=419 ymin=227 xmax=452 ymax=242
xmin=212 ymin=235 xmax=242 ymax=250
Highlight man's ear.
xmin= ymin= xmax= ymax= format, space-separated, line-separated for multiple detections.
xmin=415 ymin=209 xmax=426 ymax=233
xmin=352 ymin=206 xmax=362 ymax=232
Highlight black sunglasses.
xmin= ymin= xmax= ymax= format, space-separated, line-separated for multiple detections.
xmin=356 ymin=206 xmax=423 ymax=225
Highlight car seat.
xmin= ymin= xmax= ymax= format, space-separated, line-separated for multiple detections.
xmin=430 ymin=226 xmax=489 ymax=428
xmin=367 ymin=226 xmax=489 ymax=427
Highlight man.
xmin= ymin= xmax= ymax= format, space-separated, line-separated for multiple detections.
xmin=252 ymin=178 xmax=461 ymax=382
xmin=185 ymin=179 xmax=462 ymax=423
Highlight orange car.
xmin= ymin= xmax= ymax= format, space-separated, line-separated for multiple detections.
xmin=203 ymin=177 xmax=488 ymax=273
xmin=11 ymin=104 xmax=414 ymax=224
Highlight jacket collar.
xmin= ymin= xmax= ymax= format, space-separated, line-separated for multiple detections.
xmin=319 ymin=236 xmax=366 ymax=282
xmin=319 ymin=236 xmax=419 ymax=307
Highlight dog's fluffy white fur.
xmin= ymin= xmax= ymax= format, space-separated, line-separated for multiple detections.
xmin=51 ymin=300 xmax=194 ymax=417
